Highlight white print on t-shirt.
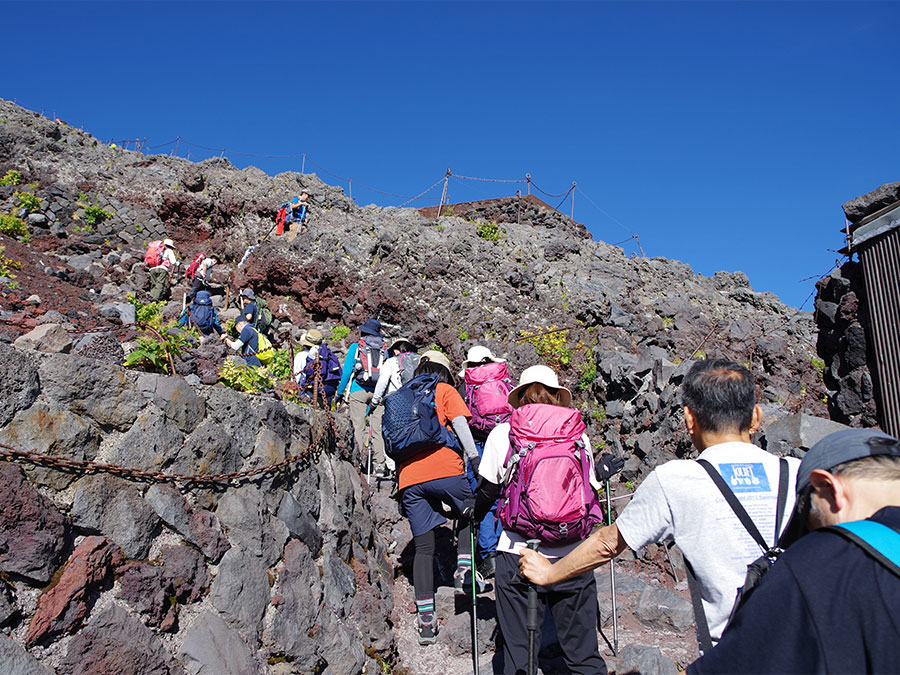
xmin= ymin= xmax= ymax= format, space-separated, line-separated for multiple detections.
xmin=719 ymin=462 xmax=770 ymax=492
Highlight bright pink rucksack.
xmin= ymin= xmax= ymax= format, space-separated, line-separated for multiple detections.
xmin=464 ymin=362 xmax=514 ymax=433
xmin=498 ymin=403 xmax=604 ymax=545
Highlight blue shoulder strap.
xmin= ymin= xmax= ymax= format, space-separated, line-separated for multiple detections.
xmin=829 ymin=520 xmax=900 ymax=576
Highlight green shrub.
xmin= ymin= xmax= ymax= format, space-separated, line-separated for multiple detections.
xmin=0 ymin=214 xmax=29 ymax=238
xmin=329 ymin=325 xmax=350 ymax=343
xmin=123 ymin=325 xmax=198 ymax=374
xmin=218 ymin=359 xmax=275 ymax=395
xmin=476 ymin=220 xmax=503 ymax=242
xmin=83 ymin=205 xmax=112 ymax=226
xmin=0 ymin=245 xmax=21 ymax=278
xmin=127 ymin=293 xmax=165 ymax=329
xmin=14 ymin=191 xmax=41 ymax=214
xmin=0 ymin=170 xmax=21 ymax=186
xmin=268 ymin=349 xmax=293 ymax=381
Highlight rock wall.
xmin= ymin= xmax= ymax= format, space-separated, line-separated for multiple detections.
xmin=0 ymin=342 xmax=393 ymax=674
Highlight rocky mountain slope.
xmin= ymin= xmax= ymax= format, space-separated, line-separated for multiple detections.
xmin=0 ymin=98 xmax=838 ymax=674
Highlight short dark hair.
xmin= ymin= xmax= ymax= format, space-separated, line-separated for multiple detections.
xmin=414 ymin=360 xmax=452 ymax=385
xmin=680 ymin=358 xmax=756 ymax=433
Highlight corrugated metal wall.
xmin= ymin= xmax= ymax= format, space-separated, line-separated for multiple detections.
xmin=859 ymin=226 xmax=900 ymax=437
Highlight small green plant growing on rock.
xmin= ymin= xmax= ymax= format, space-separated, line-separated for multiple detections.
xmin=218 ymin=359 xmax=275 ymax=395
xmin=329 ymin=325 xmax=350 ymax=343
xmin=476 ymin=220 xmax=503 ymax=243
xmin=14 ymin=191 xmax=41 ymax=214
xmin=0 ymin=246 xmax=22 ymax=278
xmin=268 ymin=349 xmax=293 ymax=381
xmin=127 ymin=293 xmax=164 ymax=329
xmin=0 ymin=214 xmax=29 ymax=239
xmin=519 ymin=325 xmax=573 ymax=369
xmin=83 ymin=205 xmax=112 ymax=226
xmin=0 ymin=170 xmax=21 ymax=186
xmin=458 ymin=330 xmax=469 ymax=341
xmin=809 ymin=357 xmax=825 ymax=373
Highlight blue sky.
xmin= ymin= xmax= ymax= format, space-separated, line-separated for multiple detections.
xmin=4 ymin=1 xmax=898 ymax=308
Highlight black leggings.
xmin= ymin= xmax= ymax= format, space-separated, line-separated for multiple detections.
xmin=412 ymin=522 xmax=472 ymax=600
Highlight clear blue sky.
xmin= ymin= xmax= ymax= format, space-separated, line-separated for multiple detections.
xmin=4 ymin=1 xmax=898 ymax=308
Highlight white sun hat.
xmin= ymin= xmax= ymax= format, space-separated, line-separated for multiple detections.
xmin=507 ymin=364 xmax=572 ymax=409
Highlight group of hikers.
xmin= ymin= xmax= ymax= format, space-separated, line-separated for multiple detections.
xmin=143 ymin=242 xmax=900 ymax=673
xmin=274 ymin=318 xmax=900 ymax=673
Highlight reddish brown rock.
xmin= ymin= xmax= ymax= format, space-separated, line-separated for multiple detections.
xmin=0 ymin=462 xmax=69 ymax=583
xmin=25 ymin=536 xmax=123 ymax=646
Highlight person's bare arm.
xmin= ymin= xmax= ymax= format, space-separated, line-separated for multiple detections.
xmin=519 ymin=523 xmax=628 ymax=585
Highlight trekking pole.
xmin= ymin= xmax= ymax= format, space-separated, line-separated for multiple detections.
xmin=470 ymin=518 xmax=480 ymax=675
xmin=365 ymin=404 xmax=373 ymax=482
xmin=526 ymin=538 xmax=541 ymax=675
xmin=606 ymin=480 xmax=619 ymax=657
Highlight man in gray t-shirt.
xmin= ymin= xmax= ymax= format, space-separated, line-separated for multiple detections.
xmin=519 ymin=359 xmax=799 ymax=648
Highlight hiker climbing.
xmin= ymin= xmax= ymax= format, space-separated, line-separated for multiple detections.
xmin=177 ymin=290 xmax=223 ymax=337
xmin=239 ymin=288 xmax=272 ymax=335
xmin=145 ymin=238 xmax=178 ymax=301
xmin=370 ymin=338 xmax=421 ymax=407
xmin=474 ymin=364 xmax=606 ymax=674
xmin=184 ymin=252 xmax=220 ymax=303
xmin=381 ymin=351 xmax=482 ymax=647
xmin=518 ymin=358 xmax=801 ymax=655
xmin=459 ymin=345 xmax=513 ymax=579
xmin=293 ymin=328 xmax=342 ymax=405
xmin=223 ymin=318 xmax=274 ymax=367
xmin=336 ymin=319 xmax=390 ymax=478
xmin=689 ymin=428 xmax=900 ymax=672
xmin=275 ymin=192 xmax=310 ymax=239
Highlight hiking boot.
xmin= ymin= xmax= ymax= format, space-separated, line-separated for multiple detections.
xmin=454 ymin=566 xmax=487 ymax=595
xmin=416 ymin=614 xmax=437 ymax=646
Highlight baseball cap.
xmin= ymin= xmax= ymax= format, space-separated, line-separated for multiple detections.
xmin=797 ymin=428 xmax=900 ymax=493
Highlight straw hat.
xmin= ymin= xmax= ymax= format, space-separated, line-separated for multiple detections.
xmin=421 ymin=350 xmax=452 ymax=373
xmin=300 ymin=329 xmax=324 ymax=348
xmin=507 ymin=365 xmax=572 ymax=409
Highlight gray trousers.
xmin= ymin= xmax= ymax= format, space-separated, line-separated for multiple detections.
xmin=348 ymin=389 xmax=392 ymax=471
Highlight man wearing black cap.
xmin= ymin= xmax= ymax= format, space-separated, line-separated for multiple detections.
xmin=689 ymin=428 xmax=900 ymax=673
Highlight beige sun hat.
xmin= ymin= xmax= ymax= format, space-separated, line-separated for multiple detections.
xmin=507 ymin=364 xmax=572 ymax=409
xmin=461 ymin=345 xmax=506 ymax=370
xmin=299 ymin=329 xmax=323 ymax=348
xmin=163 ymin=238 xmax=175 ymax=248
xmin=420 ymin=350 xmax=452 ymax=373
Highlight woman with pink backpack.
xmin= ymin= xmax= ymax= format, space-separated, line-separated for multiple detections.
xmin=474 ymin=365 xmax=607 ymax=674
xmin=458 ymin=345 xmax=515 ymax=579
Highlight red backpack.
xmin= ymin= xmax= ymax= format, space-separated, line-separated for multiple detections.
xmin=144 ymin=240 xmax=166 ymax=267
xmin=185 ymin=253 xmax=205 ymax=280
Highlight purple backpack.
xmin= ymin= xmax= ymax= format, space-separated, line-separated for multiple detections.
xmin=498 ymin=404 xmax=605 ymax=545
xmin=464 ymin=362 xmax=514 ymax=433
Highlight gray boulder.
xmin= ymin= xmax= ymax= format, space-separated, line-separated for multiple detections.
xmin=761 ymin=413 xmax=848 ymax=458
xmin=210 ymin=547 xmax=270 ymax=642
xmin=276 ymin=491 xmax=322 ymax=556
xmin=39 ymin=354 xmax=144 ymax=429
xmin=98 ymin=302 xmax=136 ymax=325
xmin=14 ymin=324 xmax=73 ymax=353
xmin=0 ymin=635 xmax=54 ymax=675
xmin=634 ymin=587 xmax=694 ymax=632
xmin=70 ymin=475 xmax=160 ymax=558
xmin=178 ymin=611 xmax=261 ymax=675
xmin=215 ymin=486 xmax=288 ymax=567
xmin=0 ymin=403 xmax=100 ymax=490
xmin=617 ymin=644 xmax=677 ymax=675
xmin=107 ymin=408 xmax=185 ymax=472
xmin=144 ymin=484 xmax=230 ymax=562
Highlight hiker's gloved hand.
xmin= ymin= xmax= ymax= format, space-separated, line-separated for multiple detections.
xmin=595 ymin=453 xmax=625 ymax=482
xmin=468 ymin=455 xmax=481 ymax=476
xmin=370 ymin=397 xmax=382 ymax=407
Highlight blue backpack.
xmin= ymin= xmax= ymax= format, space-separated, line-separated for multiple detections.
xmin=300 ymin=345 xmax=342 ymax=395
xmin=184 ymin=293 xmax=218 ymax=334
xmin=382 ymin=373 xmax=461 ymax=463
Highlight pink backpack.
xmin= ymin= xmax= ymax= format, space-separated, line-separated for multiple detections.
xmin=464 ymin=362 xmax=514 ymax=433
xmin=144 ymin=240 xmax=166 ymax=267
xmin=498 ymin=404 xmax=604 ymax=545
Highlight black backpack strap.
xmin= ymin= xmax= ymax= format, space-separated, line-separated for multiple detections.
xmin=685 ymin=557 xmax=714 ymax=654
xmin=773 ymin=458 xmax=789 ymax=544
xmin=697 ymin=459 xmax=768 ymax=551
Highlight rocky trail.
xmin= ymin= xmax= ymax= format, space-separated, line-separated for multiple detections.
xmin=0 ymin=98 xmax=858 ymax=673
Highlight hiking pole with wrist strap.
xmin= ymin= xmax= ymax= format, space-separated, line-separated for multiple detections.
xmin=595 ymin=452 xmax=625 ymax=657
xmin=470 ymin=514 xmax=480 ymax=675
xmin=526 ymin=538 xmax=541 ymax=675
